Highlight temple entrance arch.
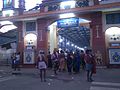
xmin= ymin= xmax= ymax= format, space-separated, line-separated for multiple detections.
xmin=12 ymin=12 xmax=105 ymax=67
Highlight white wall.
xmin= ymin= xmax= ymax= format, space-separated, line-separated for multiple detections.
xmin=49 ymin=23 xmax=58 ymax=54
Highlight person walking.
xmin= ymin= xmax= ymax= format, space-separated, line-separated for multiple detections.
xmin=80 ymin=50 xmax=85 ymax=70
xmin=84 ymin=49 xmax=96 ymax=82
xmin=75 ymin=51 xmax=81 ymax=73
xmin=73 ymin=53 xmax=78 ymax=74
xmin=51 ymin=48 xmax=59 ymax=75
xmin=14 ymin=52 xmax=20 ymax=71
xmin=37 ymin=53 xmax=47 ymax=82
xmin=59 ymin=50 xmax=65 ymax=72
xmin=11 ymin=53 xmax=16 ymax=69
xmin=67 ymin=52 xmax=73 ymax=75
xmin=47 ymin=51 xmax=52 ymax=68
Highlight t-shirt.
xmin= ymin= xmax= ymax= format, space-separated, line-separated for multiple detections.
xmin=16 ymin=54 xmax=20 ymax=61
xmin=84 ymin=54 xmax=94 ymax=64
xmin=38 ymin=61 xmax=47 ymax=69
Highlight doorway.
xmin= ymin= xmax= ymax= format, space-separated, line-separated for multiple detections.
xmin=48 ymin=17 xmax=91 ymax=54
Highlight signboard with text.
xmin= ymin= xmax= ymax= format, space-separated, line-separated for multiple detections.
xmin=57 ymin=18 xmax=79 ymax=28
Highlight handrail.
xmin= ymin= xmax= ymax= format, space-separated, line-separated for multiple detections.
xmin=99 ymin=0 xmax=120 ymax=4
xmin=41 ymin=0 xmax=90 ymax=12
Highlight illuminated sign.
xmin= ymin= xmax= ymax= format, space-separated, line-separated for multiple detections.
xmin=57 ymin=18 xmax=79 ymax=28
xmin=3 ymin=0 xmax=14 ymax=9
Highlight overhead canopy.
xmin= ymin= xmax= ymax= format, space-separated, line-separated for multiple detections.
xmin=0 ymin=29 xmax=17 ymax=45
xmin=0 ymin=21 xmax=17 ymax=33
xmin=0 ymin=21 xmax=17 ymax=46
xmin=58 ymin=26 xmax=90 ymax=48
xmin=57 ymin=18 xmax=90 ymax=48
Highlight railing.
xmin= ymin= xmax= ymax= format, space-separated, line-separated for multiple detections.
xmin=43 ymin=0 xmax=90 ymax=12
xmin=24 ymin=0 xmax=120 ymax=14
xmin=0 ymin=49 xmax=15 ymax=65
xmin=23 ymin=10 xmax=40 ymax=15
xmin=99 ymin=0 xmax=120 ymax=4
xmin=26 ymin=0 xmax=92 ymax=12
xmin=0 ymin=53 xmax=11 ymax=66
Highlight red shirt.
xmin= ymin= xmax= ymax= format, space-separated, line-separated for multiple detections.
xmin=84 ymin=54 xmax=94 ymax=64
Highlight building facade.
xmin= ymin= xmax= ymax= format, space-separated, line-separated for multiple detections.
xmin=0 ymin=0 xmax=120 ymax=67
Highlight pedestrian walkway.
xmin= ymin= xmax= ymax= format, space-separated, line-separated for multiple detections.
xmin=90 ymin=81 xmax=120 ymax=90
xmin=0 ymin=66 xmax=120 ymax=90
xmin=0 ymin=67 xmax=12 ymax=78
xmin=0 ymin=76 xmax=16 ymax=82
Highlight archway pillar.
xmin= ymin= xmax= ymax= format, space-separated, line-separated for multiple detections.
xmin=15 ymin=21 xmax=24 ymax=64
xmin=90 ymin=12 xmax=107 ymax=65
xmin=37 ymin=19 xmax=48 ymax=57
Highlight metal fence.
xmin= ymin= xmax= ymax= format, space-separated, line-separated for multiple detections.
xmin=0 ymin=49 xmax=15 ymax=66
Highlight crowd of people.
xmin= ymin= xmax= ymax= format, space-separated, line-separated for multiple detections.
xmin=10 ymin=49 xmax=97 ymax=82
xmin=36 ymin=48 xmax=96 ymax=82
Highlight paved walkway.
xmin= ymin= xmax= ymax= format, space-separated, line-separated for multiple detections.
xmin=0 ymin=66 xmax=120 ymax=90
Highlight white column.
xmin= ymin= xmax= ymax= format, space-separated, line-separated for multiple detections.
xmin=49 ymin=25 xmax=58 ymax=53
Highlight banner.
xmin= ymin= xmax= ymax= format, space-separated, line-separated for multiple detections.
xmin=57 ymin=18 xmax=79 ymax=28
xmin=24 ymin=50 xmax=35 ymax=64
xmin=109 ymin=48 xmax=120 ymax=64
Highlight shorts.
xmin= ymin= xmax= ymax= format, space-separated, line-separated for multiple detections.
xmin=86 ymin=64 xmax=93 ymax=71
